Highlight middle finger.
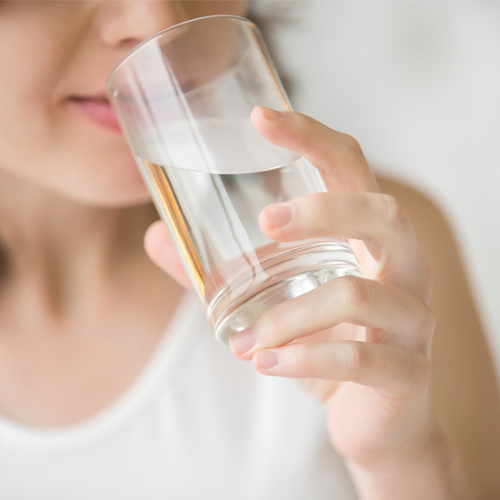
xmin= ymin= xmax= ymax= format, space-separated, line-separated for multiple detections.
xmin=259 ymin=191 xmax=432 ymax=302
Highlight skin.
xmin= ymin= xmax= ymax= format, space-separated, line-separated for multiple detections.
xmin=1 ymin=1 xmax=499 ymax=498
xmin=149 ymin=109 xmax=454 ymax=498
xmin=148 ymin=108 xmax=500 ymax=498
xmin=0 ymin=0 xmax=246 ymax=425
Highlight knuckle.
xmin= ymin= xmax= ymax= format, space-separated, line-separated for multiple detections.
xmin=377 ymin=194 xmax=412 ymax=235
xmin=340 ymin=133 xmax=363 ymax=156
xmin=398 ymin=349 xmax=431 ymax=396
xmin=344 ymin=342 xmax=369 ymax=380
xmin=335 ymin=275 xmax=370 ymax=309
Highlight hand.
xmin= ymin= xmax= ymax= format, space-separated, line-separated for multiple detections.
xmin=144 ymin=106 xmax=454 ymax=496
xmin=227 ymin=107 xmax=449 ymax=483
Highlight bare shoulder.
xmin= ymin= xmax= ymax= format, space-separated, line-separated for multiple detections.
xmin=378 ymin=176 xmax=500 ymax=498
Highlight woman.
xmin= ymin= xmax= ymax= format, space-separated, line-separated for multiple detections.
xmin=0 ymin=1 xmax=498 ymax=498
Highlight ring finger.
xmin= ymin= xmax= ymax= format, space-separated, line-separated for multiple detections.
xmin=229 ymin=275 xmax=435 ymax=360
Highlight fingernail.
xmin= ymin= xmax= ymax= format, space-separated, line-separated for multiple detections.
xmin=264 ymin=203 xmax=294 ymax=229
xmin=255 ymin=350 xmax=279 ymax=369
xmin=259 ymin=106 xmax=285 ymax=121
xmin=229 ymin=327 xmax=256 ymax=355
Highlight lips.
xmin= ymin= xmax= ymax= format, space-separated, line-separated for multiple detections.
xmin=68 ymin=95 xmax=122 ymax=133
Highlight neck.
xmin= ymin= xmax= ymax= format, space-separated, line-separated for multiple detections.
xmin=0 ymin=169 xmax=169 ymax=322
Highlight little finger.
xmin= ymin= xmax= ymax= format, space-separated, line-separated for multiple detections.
xmin=253 ymin=341 xmax=430 ymax=398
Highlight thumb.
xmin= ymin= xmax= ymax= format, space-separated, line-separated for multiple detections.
xmin=144 ymin=220 xmax=192 ymax=290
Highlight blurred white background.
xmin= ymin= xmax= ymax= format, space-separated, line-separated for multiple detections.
xmin=257 ymin=1 xmax=500 ymax=374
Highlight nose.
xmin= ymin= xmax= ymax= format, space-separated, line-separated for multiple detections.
xmin=96 ymin=0 xmax=190 ymax=47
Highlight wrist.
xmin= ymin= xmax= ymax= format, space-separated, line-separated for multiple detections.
xmin=345 ymin=423 xmax=459 ymax=499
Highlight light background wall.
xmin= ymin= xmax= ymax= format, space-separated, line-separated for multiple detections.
xmin=257 ymin=1 xmax=500 ymax=374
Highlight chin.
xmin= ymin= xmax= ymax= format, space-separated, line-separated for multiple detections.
xmin=52 ymin=157 xmax=153 ymax=208
xmin=68 ymin=145 xmax=157 ymax=207
xmin=69 ymin=175 xmax=154 ymax=208
xmin=78 ymin=188 xmax=153 ymax=208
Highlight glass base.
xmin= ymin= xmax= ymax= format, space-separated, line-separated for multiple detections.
xmin=208 ymin=242 xmax=362 ymax=345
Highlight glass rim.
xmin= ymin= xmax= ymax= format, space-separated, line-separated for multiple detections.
xmin=105 ymin=14 xmax=256 ymax=98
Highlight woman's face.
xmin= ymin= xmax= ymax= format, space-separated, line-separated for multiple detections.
xmin=0 ymin=1 xmax=247 ymax=206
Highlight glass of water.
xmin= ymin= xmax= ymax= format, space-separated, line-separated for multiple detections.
xmin=106 ymin=15 xmax=361 ymax=345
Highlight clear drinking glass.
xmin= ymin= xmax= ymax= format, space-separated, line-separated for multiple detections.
xmin=106 ymin=15 xmax=361 ymax=345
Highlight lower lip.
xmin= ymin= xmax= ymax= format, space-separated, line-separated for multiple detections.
xmin=69 ymin=99 xmax=122 ymax=133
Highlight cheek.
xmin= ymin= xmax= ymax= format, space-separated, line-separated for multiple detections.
xmin=0 ymin=103 xmax=149 ymax=207
xmin=0 ymin=69 xmax=149 ymax=206
xmin=0 ymin=21 xmax=67 ymax=184
xmin=0 ymin=4 xmax=149 ymax=206
xmin=0 ymin=96 xmax=54 ymax=183
xmin=0 ymin=58 xmax=50 ymax=161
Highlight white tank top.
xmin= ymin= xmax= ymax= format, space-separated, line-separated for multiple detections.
xmin=0 ymin=294 xmax=358 ymax=499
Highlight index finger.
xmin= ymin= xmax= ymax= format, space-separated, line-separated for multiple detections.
xmin=250 ymin=106 xmax=380 ymax=193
